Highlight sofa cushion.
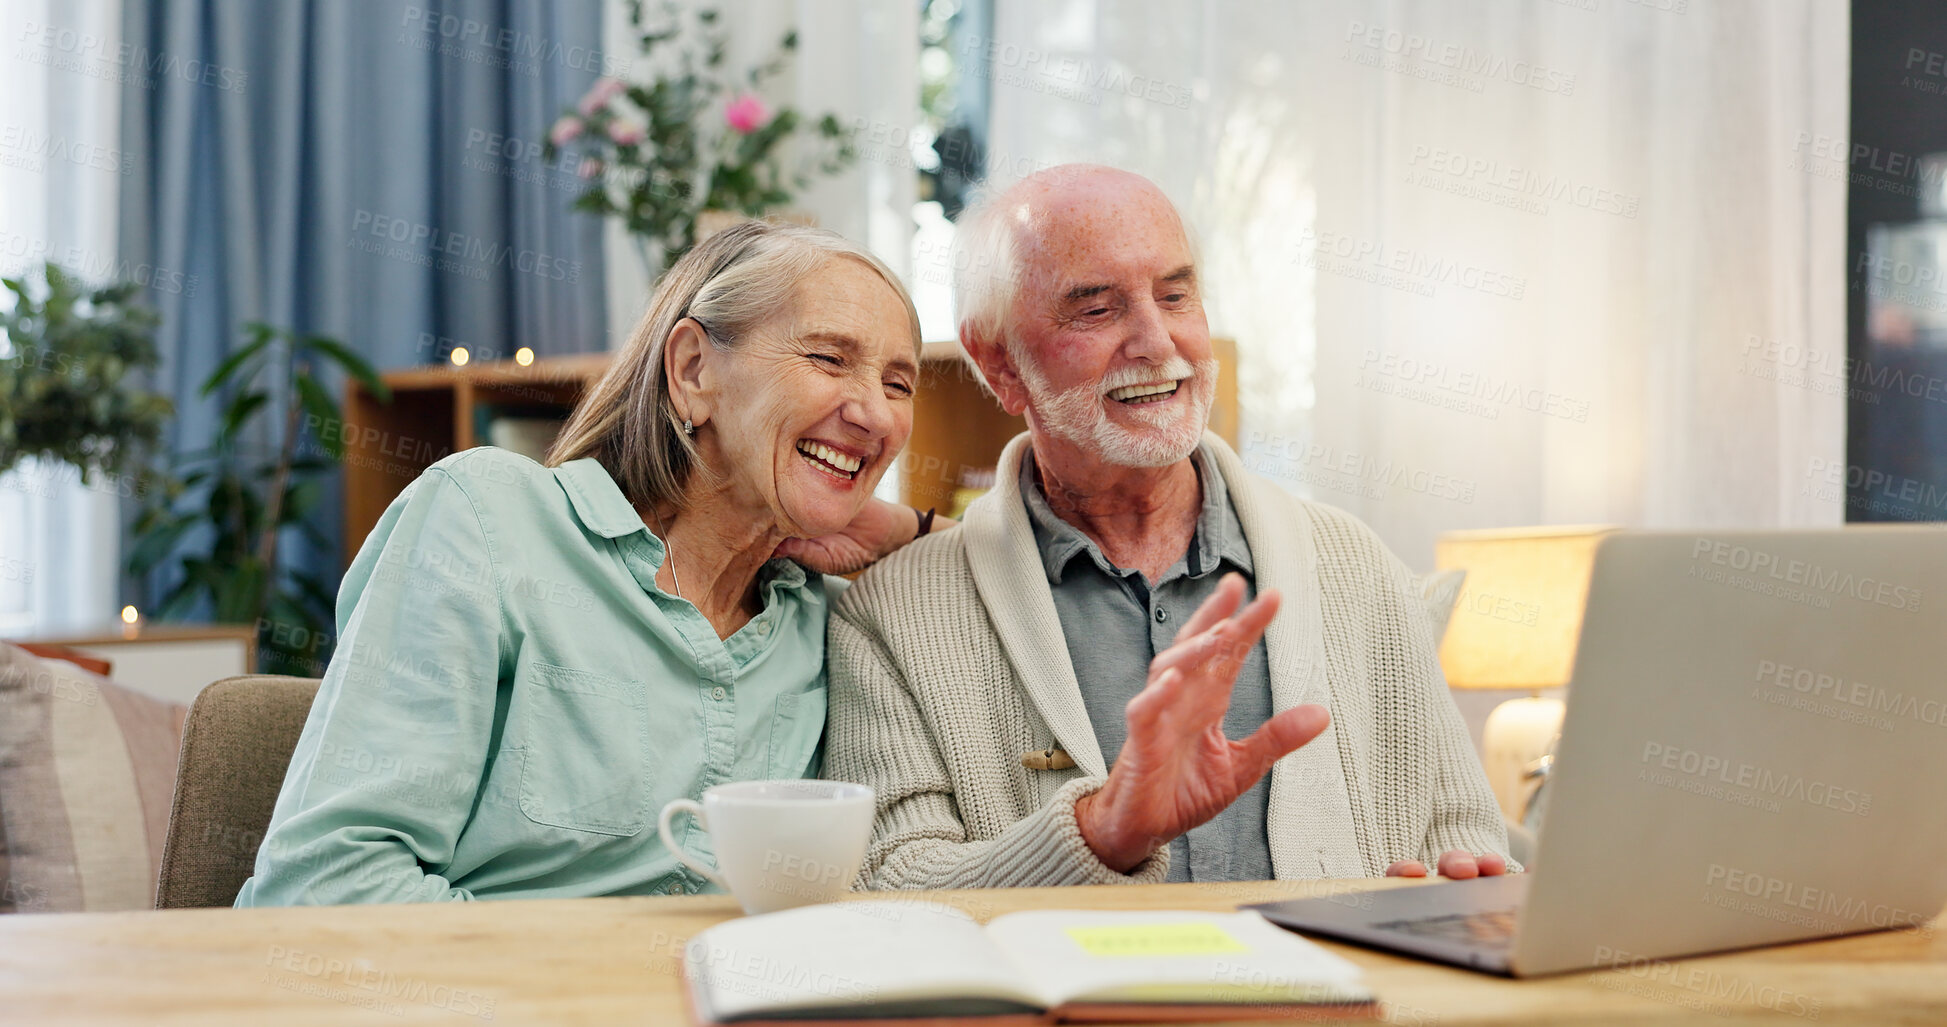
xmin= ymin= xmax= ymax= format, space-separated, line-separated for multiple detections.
xmin=0 ymin=641 xmax=187 ymax=912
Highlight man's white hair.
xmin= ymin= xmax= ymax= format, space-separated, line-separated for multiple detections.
xmin=949 ymin=180 xmax=1025 ymax=393
xmin=948 ymin=168 xmax=1202 ymax=396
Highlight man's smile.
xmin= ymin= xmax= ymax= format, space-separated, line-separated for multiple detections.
xmin=1107 ymin=380 xmax=1183 ymax=404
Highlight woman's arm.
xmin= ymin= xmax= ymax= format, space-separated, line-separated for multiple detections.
xmin=773 ymin=497 xmax=958 ymax=576
xmin=235 ymin=463 xmax=507 ymax=905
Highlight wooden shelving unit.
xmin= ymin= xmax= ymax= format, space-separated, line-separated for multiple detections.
xmin=340 ymin=354 xmax=610 ymax=564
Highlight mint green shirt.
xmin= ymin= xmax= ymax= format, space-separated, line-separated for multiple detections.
xmin=234 ymin=447 xmax=838 ymax=904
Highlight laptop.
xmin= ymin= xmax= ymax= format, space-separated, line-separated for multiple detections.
xmin=1249 ymin=528 xmax=1947 ymax=977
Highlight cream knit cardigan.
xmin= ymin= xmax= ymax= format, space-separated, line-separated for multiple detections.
xmin=825 ymin=432 xmax=1512 ymax=888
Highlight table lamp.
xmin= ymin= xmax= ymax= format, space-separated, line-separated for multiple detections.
xmin=1434 ymin=525 xmax=1614 ymax=821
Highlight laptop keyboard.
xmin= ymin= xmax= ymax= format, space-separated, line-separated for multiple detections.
xmin=1371 ymin=907 xmax=1519 ymax=948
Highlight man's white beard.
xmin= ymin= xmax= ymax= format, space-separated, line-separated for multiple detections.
xmin=1018 ymin=352 xmax=1218 ymax=468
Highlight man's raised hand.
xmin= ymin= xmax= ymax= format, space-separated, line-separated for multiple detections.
xmin=1074 ymin=574 xmax=1331 ymax=872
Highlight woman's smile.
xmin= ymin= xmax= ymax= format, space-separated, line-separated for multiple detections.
xmin=795 ymin=438 xmax=866 ymax=483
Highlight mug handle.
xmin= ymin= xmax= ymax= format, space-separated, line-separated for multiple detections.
xmin=657 ymin=799 xmax=731 ymax=891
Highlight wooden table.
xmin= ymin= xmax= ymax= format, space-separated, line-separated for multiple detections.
xmin=4 ymin=878 xmax=1942 ymax=1025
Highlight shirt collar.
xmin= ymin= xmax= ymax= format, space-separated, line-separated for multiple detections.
xmin=553 ymin=456 xmax=814 ymax=595
xmin=1018 ymin=443 xmax=1253 ymax=585
xmin=1019 ymin=453 xmax=1100 ymax=584
xmin=553 ymin=458 xmax=648 ymax=539
xmin=1192 ymin=447 xmax=1254 ymax=576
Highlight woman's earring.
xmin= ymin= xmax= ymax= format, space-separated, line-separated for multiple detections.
xmin=684 ymin=418 xmax=694 ymax=436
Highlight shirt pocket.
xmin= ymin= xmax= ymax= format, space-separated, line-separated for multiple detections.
xmin=766 ymin=687 xmax=828 ymax=780
xmin=515 ymin=662 xmax=652 ymax=837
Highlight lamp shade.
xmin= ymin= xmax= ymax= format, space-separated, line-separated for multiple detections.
xmin=1435 ymin=525 xmax=1614 ymax=825
xmin=1433 ymin=526 xmax=1614 ymax=690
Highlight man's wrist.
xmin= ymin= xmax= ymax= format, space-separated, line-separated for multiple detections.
xmin=1073 ymin=789 xmax=1149 ymax=874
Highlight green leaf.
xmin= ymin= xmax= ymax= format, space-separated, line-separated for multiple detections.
xmin=281 ymin=478 xmax=323 ymax=522
xmin=155 ymin=573 xmax=207 ymax=622
xmin=211 ymin=560 xmax=266 ymax=623
xmin=199 ymin=331 xmax=274 ymax=397
xmin=294 ymin=373 xmax=344 ymax=460
xmin=126 ymin=516 xmax=194 ymax=577
xmin=301 ymin=337 xmax=390 ymax=403
xmin=220 ymin=392 xmax=270 ymax=441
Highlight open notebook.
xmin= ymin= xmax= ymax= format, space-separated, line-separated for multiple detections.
xmin=683 ymin=901 xmax=1376 ymax=1024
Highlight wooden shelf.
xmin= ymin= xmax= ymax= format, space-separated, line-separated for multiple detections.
xmin=341 ymin=355 xmax=611 ymax=566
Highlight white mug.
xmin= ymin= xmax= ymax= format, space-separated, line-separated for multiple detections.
xmin=657 ymin=780 xmax=875 ymax=914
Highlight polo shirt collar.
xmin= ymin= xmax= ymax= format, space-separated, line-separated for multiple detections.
xmin=1020 ymin=443 xmax=1252 ymax=585
xmin=1193 ymin=447 xmax=1254 ymax=576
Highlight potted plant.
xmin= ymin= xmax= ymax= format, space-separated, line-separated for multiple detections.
xmin=541 ymin=2 xmax=857 ymax=277
xmin=128 ymin=324 xmax=391 ymax=676
xmin=0 ymin=262 xmax=173 ymax=491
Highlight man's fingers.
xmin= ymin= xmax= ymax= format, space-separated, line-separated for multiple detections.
xmin=1228 ymin=588 xmax=1282 ymax=644
xmin=1152 ymin=588 xmax=1284 ymax=683
xmin=1124 ymin=667 xmax=1188 ymax=733
xmin=1386 ymin=860 xmax=1428 ymax=878
xmin=1236 ymin=703 xmax=1329 ymax=776
xmin=1436 ymin=850 xmax=1481 ymax=879
xmin=1175 ymin=573 xmax=1246 ymax=639
xmin=1477 ymin=853 xmax=1509 ymax=876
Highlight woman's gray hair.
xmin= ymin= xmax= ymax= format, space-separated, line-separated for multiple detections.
xmin=548 ymin=219 xmax=921 ymax=508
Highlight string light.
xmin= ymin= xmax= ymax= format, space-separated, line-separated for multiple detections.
xmin=450 ymin=347 xmax=470 ymax=367
xmin=514 ymin=347 xmax=534 ymax=367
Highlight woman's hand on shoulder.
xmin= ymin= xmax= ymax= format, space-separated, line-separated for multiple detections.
xmin=772 ymin=498 xmax=954 ymax=575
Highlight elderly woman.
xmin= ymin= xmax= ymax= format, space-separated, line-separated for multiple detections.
xmin=236 ymin=221 xmax=934 ymax=904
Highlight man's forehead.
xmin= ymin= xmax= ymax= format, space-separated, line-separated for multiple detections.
xmin=1017 ymin=185 xmax=1186 ymax=268
xmin=1022 ymin=227 xmax=1195 ymax=296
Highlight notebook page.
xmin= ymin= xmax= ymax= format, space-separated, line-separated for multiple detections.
xmin=983 ymin=909 xmax=1372 ymax=1007
xmin=687 ymin=900 xmax=1044 ymax=1021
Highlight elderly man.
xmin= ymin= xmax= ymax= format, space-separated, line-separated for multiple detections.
xmin=824 ymin=164 xmax=1512 ymax=886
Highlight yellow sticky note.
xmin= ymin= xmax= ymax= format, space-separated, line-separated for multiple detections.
xmin=1064 ymin=922 xmax=1251 ymax=958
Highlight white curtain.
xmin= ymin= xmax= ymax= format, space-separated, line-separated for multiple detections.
xmin=983 ymin=0 xmax=1848 ymax=568
xmin=0 ymin=0 xmax=127 ymax=636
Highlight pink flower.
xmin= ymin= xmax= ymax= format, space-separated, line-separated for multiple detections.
xmin=577 ymin=157 xmax=604 ymax=180
xmin=549 ymin=116 xmax=583 ymax=147
xmin=577 ymin=77 xmax=627 ymax=116
xmin=724 ymin=93 xmax=770 ymax=134
xmin=607 ymin=119 xmax=645 ymax=146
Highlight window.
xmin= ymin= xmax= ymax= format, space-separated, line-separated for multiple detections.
xmin=910 ymin=0 xmax=993 ymax=343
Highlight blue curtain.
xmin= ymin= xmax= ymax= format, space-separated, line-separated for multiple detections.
xmin=120 ymin=0 xmax=609 ymax=629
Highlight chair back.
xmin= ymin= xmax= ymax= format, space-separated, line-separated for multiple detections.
xmin=155 ymin=675 xmax=320 ymax=908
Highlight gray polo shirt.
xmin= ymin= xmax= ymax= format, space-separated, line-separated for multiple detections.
xmin=1020 ymin=448 xmax=1276 ymax=882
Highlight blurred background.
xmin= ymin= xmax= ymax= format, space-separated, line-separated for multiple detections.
xmin=0 ymin=1 xmax=1931 ymax=763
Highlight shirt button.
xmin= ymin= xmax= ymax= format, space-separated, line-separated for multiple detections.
xmin=711 ymin=686 xmax=727 ymax=701
xmin=665 ymin=882 xmax=684 ymax=895
xmin=1154 ymin=608 xmax=1169 ymax=624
